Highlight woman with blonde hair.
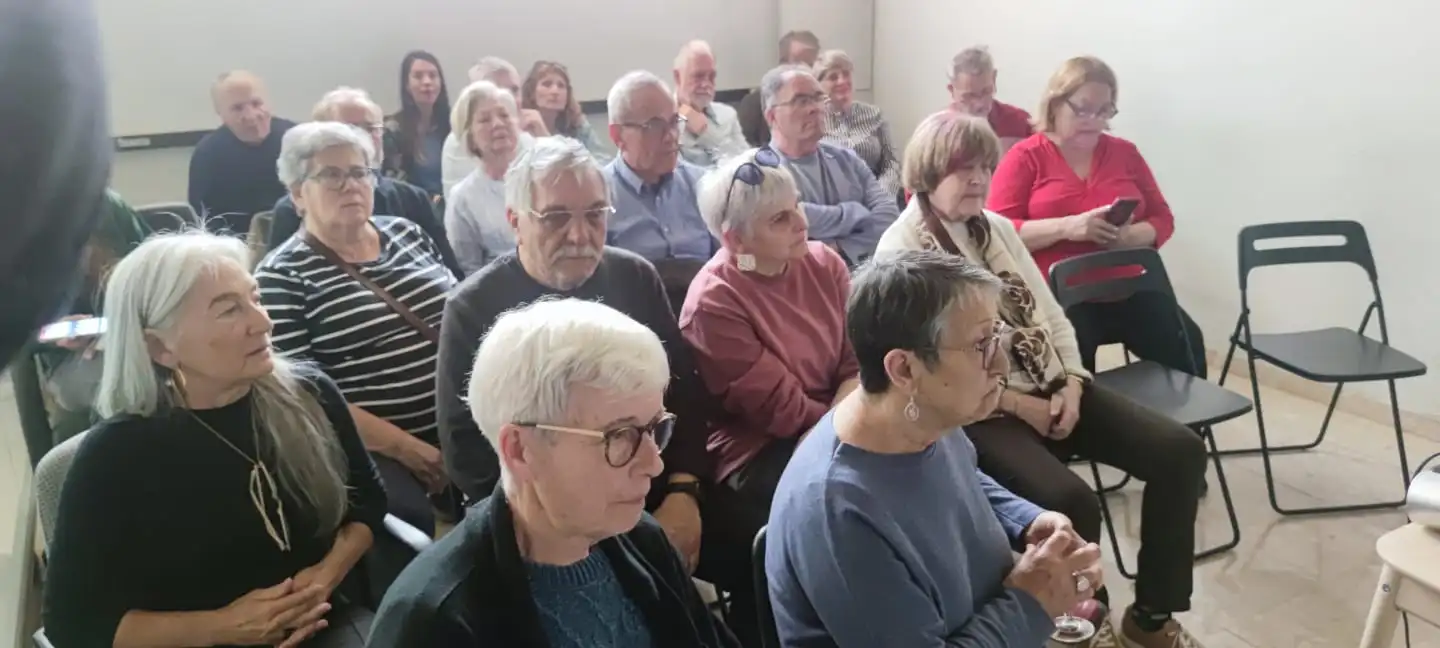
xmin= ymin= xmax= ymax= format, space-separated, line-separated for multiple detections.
xmin=444 ymin=80 xmax=531 ymax=275
xmin=44 ymin=231 xmax=385 ymax=647
xmin=986 ymin=56 xmax=1205 ymax=381
xmin=521 ymin=61 xmax=609 ymax=159
xmin=876 ymin=110 xmax=1208 ymax=648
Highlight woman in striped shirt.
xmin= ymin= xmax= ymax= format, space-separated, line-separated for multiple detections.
xmin=815 ymin=49 xmax=901 ymax=199
xmin=257 ymin=122 xmax=456 ymax=535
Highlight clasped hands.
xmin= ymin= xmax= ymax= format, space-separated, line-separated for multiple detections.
xmin=215 ymin=561 xmax=342 ymax=647
xmin=1007 ymin=511 xmax=1105 ymax=618
xmin=1003 ymin=377 xmax=1083 ymax=440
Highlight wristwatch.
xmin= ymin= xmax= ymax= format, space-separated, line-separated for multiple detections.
xmin=664 ymin=480 xmax=705 ymax=506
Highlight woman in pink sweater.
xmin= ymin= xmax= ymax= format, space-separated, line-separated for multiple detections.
xmin=679 ymin=147 xmax=859 ymax=646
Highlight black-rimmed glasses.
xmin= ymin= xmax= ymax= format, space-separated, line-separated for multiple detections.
xmin=721 ymin=147 xmax=783 ymax=222
xmin=308 ymin=166 xmax=379 ymax=191
xmin=516 ymin=412 xmax=676 ymax=467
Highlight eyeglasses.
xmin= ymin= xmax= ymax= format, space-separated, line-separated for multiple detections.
xmin=721 ymin=147 xmax=782 ymax=224
xmin=308 ymin=166 xmax=379 ymax=191
xmin=940 ymin=320 xmax=1014 ymax=370
xmin=622 ymin=115 xmax=687 ymax=137
xmin=528 ymin=205 xmax=615 ymax=231
xmin=1065 ymin=100 xmax=1118 ymax=120
xmin=517 ymin=412 xmax=676 ymax=467
xmin=777 ymin=92 xmax=828 ymax=109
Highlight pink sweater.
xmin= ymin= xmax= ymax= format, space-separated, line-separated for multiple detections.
xmin=679 ymin=243 xmax=858 ymax=482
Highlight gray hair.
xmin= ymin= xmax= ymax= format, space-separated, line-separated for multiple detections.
xmin=760 ymin=64 xmax=814 ymax=111
xmin=451 ymin=80 xmax=520 ymax=158
xmin=470 ymin=56 xmax=519 ymax=83
xmin=673 ymin=40 xmax=713 ymax=70
xmin=846 ymin=250 xmax=1004 ymax=393
xmin=95 ymin=231 xmax=349 ymax=533
xmin=950 ymin=46 xmax=996 ymax=80
xmin=778 ymin=30 xmax=820 ymax=64
xmin=467 ymin=297 xmax=670 ymax=489
xmin=696 ymin=148 xmax=801 ymax=239
xmin=607 ymin=70 xmax=671 ymax=125
xmin=311 ymin=86 xmax=382 ymax=122
xmin=504 ymin=135 xmax=606 ymax=216
xmin=276 ymin=121 xmax=376 ymax=188
xmin=813 ymin=49 xmax=854 ymax=82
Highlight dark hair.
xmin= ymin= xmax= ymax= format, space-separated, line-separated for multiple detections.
xmin=778 ymin=30 xmax=820 ymax=63
xmin=396 ymin=50 xmax=452 ymax=165
xmin=847 ymin=250 xmax=1002 ymax=393
xmin=521 ymin=61 xmax=585 ymax=137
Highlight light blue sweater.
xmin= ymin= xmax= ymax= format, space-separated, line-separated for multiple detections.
xmin=773 ymin=142 xmax=900 ymax=264
xmin=766 ymin=411 xmax=1055 ymax=647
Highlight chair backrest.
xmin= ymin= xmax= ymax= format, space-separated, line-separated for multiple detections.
xmin=1047 ymin=247 xmax=1176 ymax=310
xmin=752 ymin=526 xmax=780 ymax=648
xmin=247 ymin=211 xmax=275 ymax=268
xmin=1237 ymin=220 xmax=1378 ymax=290
xmin=136 ymin=202 xmax=196 ymax=233
xmin=34 ymin=429 xmax=91 ymax=549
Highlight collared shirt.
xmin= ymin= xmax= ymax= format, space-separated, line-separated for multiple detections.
xmin=603 ymin=158 xmax=715 ymax=261
xmin=822 ymin=101 xmax=900 ymax=197
xmin=679 ymin=101 xmax=749 ymax=168
xmin=773 ymin=142 xmax=900 ymax=264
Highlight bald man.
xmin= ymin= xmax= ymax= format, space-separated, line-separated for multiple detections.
xmin=673 ymin=41 xmax=747 ymax=167
xmin=186 ymin=70 xmax=295 ymax=235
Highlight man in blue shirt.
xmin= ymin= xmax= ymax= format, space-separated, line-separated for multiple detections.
xmin=603 ymin=71 xmax=717 ymax=311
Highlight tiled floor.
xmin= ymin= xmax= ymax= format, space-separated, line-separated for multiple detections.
xmin=3 ymin=356 xmax=1440 ymax=647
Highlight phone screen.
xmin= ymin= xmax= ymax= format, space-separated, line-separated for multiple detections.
xmin=37 ymin=317 xmax=106 ymax=342
xmin=1106 ymin=199 xmax=1140 ymax=226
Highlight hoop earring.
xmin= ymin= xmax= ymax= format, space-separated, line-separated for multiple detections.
xmin=736 ymin=253 xmax=757 ymax=272
xmin=168 ymin=365 xmax=190 ymax=407
xmin=903 ymin=395 xmax=920 ymax=422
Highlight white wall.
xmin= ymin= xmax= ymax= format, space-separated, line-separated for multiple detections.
xmin=875 ymin=0 xmax=1440 ymax=415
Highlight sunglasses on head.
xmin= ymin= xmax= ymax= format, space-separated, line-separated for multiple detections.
xmin=721 ymin=147 xmax=782 ymax=222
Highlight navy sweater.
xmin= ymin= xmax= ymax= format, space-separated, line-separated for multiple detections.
xmin=187 ymin=118 xmax=295 ymax=235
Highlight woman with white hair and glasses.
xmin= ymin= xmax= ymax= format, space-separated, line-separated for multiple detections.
xmin=444 ymin=80 xmax=532 ymax=276
xmin=369 ymin=298 xmax=738 ymax=648
xmin=43 ymin=232 xmax=385 ymax=648
xmin=257 ymin=122 xmax=457 ymax=536
xmin=678 ymin=147 xmax=859 ymax=647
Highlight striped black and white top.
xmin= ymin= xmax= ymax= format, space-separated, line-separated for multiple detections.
xmin=256 ymin=216 xmax=456 ymax=437
xmin=822 ymin=101 xmax=901 ymax=198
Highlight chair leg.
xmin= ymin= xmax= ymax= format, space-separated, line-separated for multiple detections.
xmin=1195 ymin=427 xmax=1240 ymax=561
xmin=1214 ymin=332 xmax=1328 ymax=456
xmin=1096 ymin=471 xmax=1132 ymax=495
xmin=1090 ymin=461 xmax=1136 ymax=580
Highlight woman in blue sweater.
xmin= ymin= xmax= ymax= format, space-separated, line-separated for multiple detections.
xmin=765 ymin=250 xmax=1104 ymax=647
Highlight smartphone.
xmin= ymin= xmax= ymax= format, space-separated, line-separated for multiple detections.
xmin=1105 ymin=198 xmax=1140 ymax=226
xmin=38 ymin=317 xmax=106 ymax=342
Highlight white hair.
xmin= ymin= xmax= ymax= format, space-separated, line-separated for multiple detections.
xmin=504 ymin=135 xmax=606 ymax=216
xmin=451 ymin=80 xmax=520 ymax=158
xmin=95 ymin=231 xmax=348 ymax=534
xmin=760 ymin=64 xmax=814 ymax=111
xmin=673 ymin=40 xmax=713 ymax=70
xmin=276 ymin=121 xmax=376 ymax=188
xmin=607 ymin=70 xmax=671 ymax=125
xmin=467 ymin=297 xmax=670 ymax=489
xmin=470 ymin=56 xmax=519 ymax=84
xmin=950 ymin=45 xmax=996 ymax=80
xmin=696 ymin=148 xmax=802 ymax=239
xmin=311 ymin=86 xmax=382 ymax=122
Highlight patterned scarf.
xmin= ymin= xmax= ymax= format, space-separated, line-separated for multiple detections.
xmin=914 ymin=200 xmax=1070 ymax=395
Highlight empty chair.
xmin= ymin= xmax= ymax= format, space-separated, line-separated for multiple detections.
xmin=1217 ymin=220 xmax=1426 ymax=515
xmin=1050 ymin=247 xmax=1252 ymax=577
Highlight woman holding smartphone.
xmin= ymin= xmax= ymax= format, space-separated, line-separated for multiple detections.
xmin=986 ymin=55 xmax=1205 ymax=379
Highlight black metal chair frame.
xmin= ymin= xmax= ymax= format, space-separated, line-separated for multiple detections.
xmin=752 ymin=526 xmax=781 ymax=648
xmin=1050 ymin=248 xmax=1250 ymax=579
xmin=1213 ymin=220 xmax=1424 ymax=516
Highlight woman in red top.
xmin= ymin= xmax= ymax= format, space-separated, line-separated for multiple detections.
xmin=986 ymin=56 xmax=1205 ymax=379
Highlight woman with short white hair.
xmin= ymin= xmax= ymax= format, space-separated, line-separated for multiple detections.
xmin=444 ymin=80 xmax=530 ymax=275
xmin=369 ymin=298 xmax=738 ymax=647
xmin=815 ymin=49 xmax=900 ymax=197
xmin=257 ymin=121 xmax=457 ymax=536
xmin=44 ymin=231 xmax=385 ymax=648
xmin=678 ymin=148 xmax=860 ymax=647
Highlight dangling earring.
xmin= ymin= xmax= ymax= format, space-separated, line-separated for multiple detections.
xmin=736 ymin=253 xmax=757 ymax=272
xmin=903 ymin=395 xmax=920 ymax=422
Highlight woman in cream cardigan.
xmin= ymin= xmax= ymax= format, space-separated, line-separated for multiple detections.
xmin=875 ymin=110 xmax=1208 ymax=647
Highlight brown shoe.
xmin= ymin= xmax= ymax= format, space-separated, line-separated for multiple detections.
xmin=1119 ymin=608 xmax=1204 ymax=648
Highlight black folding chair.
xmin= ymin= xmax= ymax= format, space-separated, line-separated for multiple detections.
xmin=1050 ymin=248 xmax=1251 ymax=579
xmin=752 ymin=526 xmax=780 ymax=648
xmin=1215 ymin=220 xmax=1425 ymax=515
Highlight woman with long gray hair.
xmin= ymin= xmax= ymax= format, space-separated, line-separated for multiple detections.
xmin=43 ymin=231 xmax=386 ymax=648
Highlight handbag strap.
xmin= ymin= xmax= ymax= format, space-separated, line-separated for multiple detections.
xmin=917 ymin=198 xmax=964 ymax=256
xmin=304 ymin=233 xmax=440 ymax=346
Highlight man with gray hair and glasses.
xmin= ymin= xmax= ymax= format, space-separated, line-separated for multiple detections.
xmin=763 ymin=64 xmax=898 ymax=265
xmin=436 ymin=136 xmax=721 ymax=580
xmin=948 ymin=45 xmax=1033 ymax=154
xmin=441 ymin=56 xmax=550 ymax=195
